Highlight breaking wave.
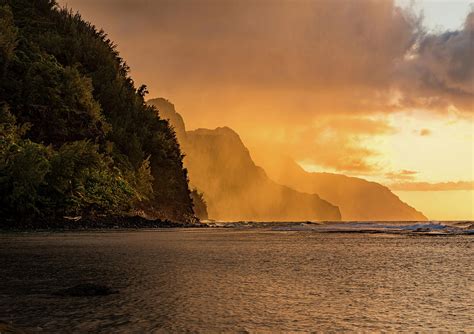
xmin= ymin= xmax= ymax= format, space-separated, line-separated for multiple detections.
xmin=205 ymin=220 xmax=474 ymax=235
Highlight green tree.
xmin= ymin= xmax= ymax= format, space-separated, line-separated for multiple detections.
xmin=0 ymin=0 xmax=196 ymax=225
xmin=0 ymin=107 xmax=51 ymax=221
xmin=47 ymin=140 xmax=133 ymax=216
xmin=191 ymin=188 xmax=208 ymax=220
xmin=0 ymin=4 xmax=18 ymax=74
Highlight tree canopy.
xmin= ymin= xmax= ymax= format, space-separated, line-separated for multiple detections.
xmin=0 ymin=0 xmax=195 ymax=225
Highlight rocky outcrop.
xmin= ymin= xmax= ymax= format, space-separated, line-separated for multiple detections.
xmin=53 ymin=284 xmax=118 ymax=297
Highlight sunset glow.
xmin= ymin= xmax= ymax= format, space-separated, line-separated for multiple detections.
xmin=59 ymin=0 xmax=473 ymax=220
xmin=2 ymin=1 xmax=474 ymax=332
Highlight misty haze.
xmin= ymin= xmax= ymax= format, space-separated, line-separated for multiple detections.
xmin=0 ymin=0 xmax=473 ymax=332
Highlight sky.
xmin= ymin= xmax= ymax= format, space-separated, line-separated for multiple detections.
xmin=58 ymin=0 xmax=473 ymax=220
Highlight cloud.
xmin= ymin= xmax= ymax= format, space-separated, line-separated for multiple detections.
xmin=298 ymin=135 xmax=380 ymax=173
xmin=386 ymin=170 xmax=418 ymax=181
xmin=254 ymin=117 xmax=394 ymax=173
xmin=390 ymin=180 xmax=474 ymax=191
xmin=396 ymin=12 xmax=474 ymax=113
xmin=419 ymin=128 xmax=432 ymax=136
xmin=301 ymin=118 xmax=394 ymax=173
xmin=57 ymin=0 xmax=473 ymax=175
xmin=61 ymin=0 xmax=472 ymax=114
xmin=58 ymin=0 xmax=421 ymax=109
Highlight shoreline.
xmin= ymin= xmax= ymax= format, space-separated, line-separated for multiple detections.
xmin=1 ymin=219 xmax=472 ymax=235
xmin=0 ymin=215 xmax=210 ymax=231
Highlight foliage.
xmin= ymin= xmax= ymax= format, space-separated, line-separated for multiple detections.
xmin=47 ymin=140 xmax=134 ymax=216
xmin=0 ymin=106 xmax=50 ymax=220
xmin=190 ymin=188 xmax=208 ymax=220
xmin=0 ymin=0 xmax=195 ymax=224
xmin=0 ymin=4 xmax=17 ymax=70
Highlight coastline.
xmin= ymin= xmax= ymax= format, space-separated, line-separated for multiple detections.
xmin=2 ymin=220 xmax=472 ymax=236
xmin=0 ymin=215 xmax=209 ymax=231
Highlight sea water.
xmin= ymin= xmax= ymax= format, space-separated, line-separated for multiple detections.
xmin=1 ymin=224 xmax=473 ymax=332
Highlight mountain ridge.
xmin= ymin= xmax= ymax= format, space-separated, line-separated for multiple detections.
xmin=150 ymin=97 xmax=427 ymax=222
xmin=149 ymin=98 xmax=341 ymax=221
xmin=254 ymin=154 xmax=428 ymax=221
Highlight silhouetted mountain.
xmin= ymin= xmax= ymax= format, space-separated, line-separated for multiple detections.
xmin=150 ymin=97 xmax=426 ymax=222
xmin=254 ymin=155 xmax=427 ymax=221
xmin=149 ymin=98 xmax=341 ymax=221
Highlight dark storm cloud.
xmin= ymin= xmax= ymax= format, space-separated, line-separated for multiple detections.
xmin=397 ymin=11 xmax=474 ymax=112
xmin=59 ymin=1 xmax=416 ymax=88
xmin=57 ymin=0 xmax=473 ymax=173
xmin=59 ymin=0 xmax=471 ymax=113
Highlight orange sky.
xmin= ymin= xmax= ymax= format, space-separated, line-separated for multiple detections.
xmin=58 ymin=0 xmax=473 ymax=220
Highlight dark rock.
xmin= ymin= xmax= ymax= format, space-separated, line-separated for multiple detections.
xmin=413 ymin=227 xmax=431 ymax=232
xmin=53 ymin=283 xmax=118 ymax=297
xmin=0 ymin=214 xmax=210 ymax=231
xmin=0 ymin=322 xmax=27 ymax=334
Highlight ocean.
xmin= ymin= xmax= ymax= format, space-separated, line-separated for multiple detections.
xmin=1 ymin=222 xmax=473 ymax=332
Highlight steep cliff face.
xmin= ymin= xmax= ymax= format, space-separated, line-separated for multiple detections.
xmin=255 ymin=155 xmax=427 ymax=221
xmin=184 ymin=127 xmax=341 ymax=221
xmin=150 ymin=96 xmax=426 ymax=221
xmin=149 ymin=98 xmax=341 ymax=221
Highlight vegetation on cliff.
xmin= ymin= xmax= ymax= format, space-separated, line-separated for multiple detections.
xmin=0 ymin=0 xmax=195 ymax=225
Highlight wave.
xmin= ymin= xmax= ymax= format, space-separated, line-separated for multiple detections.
xmin=206 ymin=221 xmax=474 ymax=235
